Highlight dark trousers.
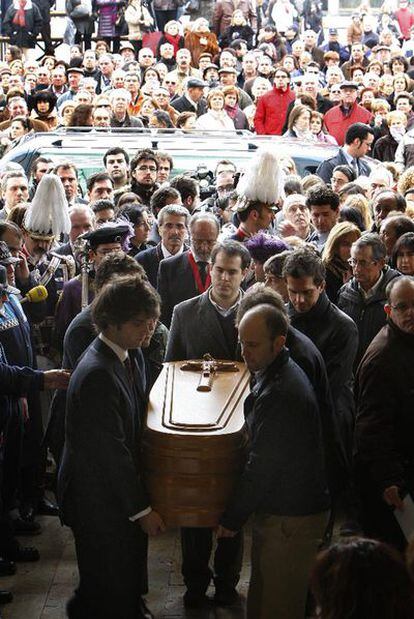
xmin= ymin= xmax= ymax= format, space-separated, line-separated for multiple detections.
xmin=155 ymin=9 xmax=177 ymax=32
xmin=68 ymin=518 xmax=148 ymax=619
xmin=181 ymin=527 xmax=243 ymax=595
xmin=103 ymin=36 xmax=120 ymax=53
xmin=40 ymin=20 xmax=54 ymax=55
xmin=74 ymin=31 xmax=92 ymax=50
xmin=20 ymin=390 xmax=46 ymax=509
xmin=131 ymin=39 xmax=142 ymax=57
xmin=355 ymin=465 xmax=406 ymax=551
xmin=0 ymin=406 xmax=24 ymax=557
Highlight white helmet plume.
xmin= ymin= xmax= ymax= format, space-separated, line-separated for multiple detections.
xmin=236 ymin=147 xmax=284 ymax=205
xmin=24 ymin=173 xmax=71 ymax=237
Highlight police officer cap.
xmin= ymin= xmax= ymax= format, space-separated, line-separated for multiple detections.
xmin=82 ymin=224 xmax=130 ymax=248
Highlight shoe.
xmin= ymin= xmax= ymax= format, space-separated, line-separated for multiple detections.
xmin=19 ymin=502 xmax=35 ymax=522
xmin=183 ymin=591 xmax=210 ymax=609
xmin=6 ymin=545 xmax=40 ymax=563
xmin=12 ymin=517 xmax=41 ymax=536
xmin=214 ymin=587 xmax=240 ymax=606
xmin=0 ymin=590 xmax=13 ymax=604
xmin=37 ymin=497 xmax=59 ymax=517
xmin=0 ymin=560 xmax=16 ymax=577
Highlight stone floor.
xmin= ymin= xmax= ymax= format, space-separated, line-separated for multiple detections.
xmin=1 ymin=515 xmax=250 ymax=619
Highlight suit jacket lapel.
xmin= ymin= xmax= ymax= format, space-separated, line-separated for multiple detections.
xmin=94 ymin=338 xmax=137 ymax=413
xmin=198 ymin=292 xmax=233 ymax=359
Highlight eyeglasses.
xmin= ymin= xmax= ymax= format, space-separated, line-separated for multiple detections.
xmin=389 ymin=302 xmax=414 ymax=313
xmin=348 ymin=258 xmax=377 ymax=268
xmin=164 ymin=80 xmax=177 ymax=85
xmin=192 ymin=238 xmax=216 ymax=246
xmin=136 ymin=165 xmax=157 ymax=172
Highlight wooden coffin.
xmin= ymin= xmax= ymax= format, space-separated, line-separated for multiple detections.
xmin=142 ymin=360 xmax=250 ymax=527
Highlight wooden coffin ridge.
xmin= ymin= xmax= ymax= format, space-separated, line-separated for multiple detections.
xmin=143 ymin=360 xmax=250 ymax=527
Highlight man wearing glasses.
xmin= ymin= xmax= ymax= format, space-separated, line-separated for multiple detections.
xmin=355 ymin=276 xmax=414 ymax=550
xmin=130 ymin=149 xmax=160 ymax=204
xmin=338 ymin=233 xmax=400 ymax=367
xmin=254 ymin=67 xmax=295 ymax=135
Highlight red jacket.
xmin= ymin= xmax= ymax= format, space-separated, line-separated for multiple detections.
xmin=254 ymin=85 xmax=295 ymax=135
xmin=323 ymin=103 xmax=372 ymax=146
xmin=395 ymin=7 xmax=414 ymax=39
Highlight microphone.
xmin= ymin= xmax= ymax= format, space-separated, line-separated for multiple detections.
xmin=20 ymin=285 xmax=48 ymax=304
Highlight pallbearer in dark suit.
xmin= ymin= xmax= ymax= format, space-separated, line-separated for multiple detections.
xmin=58 ymin=275 xmax=165 ymax=619
xmin=165 ymin=240 xmax=251 ymax=609
xmin=157 ymin=213 xmax=220 ymax=327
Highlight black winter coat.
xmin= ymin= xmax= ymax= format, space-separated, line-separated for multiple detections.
xmin=372 ymin=134 xmax=398 ymax=163
xmin=337 ymin=267 xmax=400 ymax=367
xmin=3 ymin=2 xmax=42 ymax=47
xmin=355 ymin=320 xmax=414 ymax=495
xmin=221 ymin=349 xmax=330 ymax=531
xmin=288 ymin=292 xmax=359 ymax=458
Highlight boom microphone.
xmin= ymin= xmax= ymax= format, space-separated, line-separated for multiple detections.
xmin=20 ymin=285 xmax=48 ymax=304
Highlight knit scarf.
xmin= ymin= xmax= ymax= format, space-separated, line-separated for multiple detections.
xmin=164 ymin=33 xmax=181 ymax=56
xmin=327 ymin=254 xmax=351 ymax=283
xmin=13 ymin=0 xmax=27 ymax=27
xmin=224 ymin=103 xmax=238 ymax=119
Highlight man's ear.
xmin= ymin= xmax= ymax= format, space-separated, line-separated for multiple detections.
xmin=273 ymin=334 xmax=286 ymax=355
xmin=384 ymin=303 xmax=392 ymax=316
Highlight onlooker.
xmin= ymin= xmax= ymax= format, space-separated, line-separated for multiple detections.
xmin=311 ymin=538 xmax=414 ymax=618
xmin=337 ymin=233 xmax=400 ymax=366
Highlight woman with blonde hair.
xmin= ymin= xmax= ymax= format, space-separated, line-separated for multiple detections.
xmin=195 ymin=88 xmax=236 ymax=131
xmin=322 ymin=221 xmax=361 ymax=302
xmin=185 ymin=18 xmax=219 ymax=69
xmin=378 ymin=73 xmax=395 ymax=98
xmin=220 ymin=9 xmax=255 ymax=48
xmin=342 ymin=193 xmax=373 ymax=229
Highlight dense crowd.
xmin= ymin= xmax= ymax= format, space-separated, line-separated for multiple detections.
xmin=1 ymin=1 xmax=414 ymax=619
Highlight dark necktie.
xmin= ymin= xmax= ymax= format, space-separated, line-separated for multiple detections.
xmin=198 ymin=261 xmax=208 ymax=286
xmin=124 ymin=355 xmax=134 ymax=385
xmin=351 ymin=158 xmax=358 ymax=176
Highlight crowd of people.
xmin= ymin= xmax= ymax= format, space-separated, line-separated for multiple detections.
xmin=1 ymin=1 xmax=414 ymax=618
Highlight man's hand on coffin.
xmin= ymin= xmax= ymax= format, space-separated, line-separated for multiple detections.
xmin=216 ymin=525 xmax=237 ymax=538
xmin=139 ymin=510 xmax=166 ymax=536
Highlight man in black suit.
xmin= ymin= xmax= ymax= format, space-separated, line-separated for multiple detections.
xmin=58 ymin=275 xmax=165 ymax=619
xmin=136 ymin=204 xmax=190 ymax=289
xmin=171 ymin=77 xmax=208 ymax=117
xmin=158 ymin=212 xmax=219 ymax=327
xmin=165 ymin=240 xmax=251 ymax=608
xmin=316 ymin=122 xmax=374 ymax=184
